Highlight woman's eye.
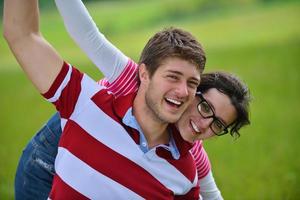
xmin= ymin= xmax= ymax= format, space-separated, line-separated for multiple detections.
xmin=202 ymin=103 xmax=211 ymax=113
xmin=213 ymin=120 xmax=224 ymax=131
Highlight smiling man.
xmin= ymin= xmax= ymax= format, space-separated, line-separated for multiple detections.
xmin=3 ymin=0 xmax=207 ymax=198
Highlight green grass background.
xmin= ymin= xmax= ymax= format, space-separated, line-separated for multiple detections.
xmin=0 ymin=0 xmax=300 ymax=199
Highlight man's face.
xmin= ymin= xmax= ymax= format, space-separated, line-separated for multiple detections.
xmin=143 ymin=57 xmax=201 ymax=124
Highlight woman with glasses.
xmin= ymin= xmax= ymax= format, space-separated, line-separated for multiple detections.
xmin=14 ymin=0 xmax=251 ymax=199
xmin=177 ymin=75 xmax=250 ymax=143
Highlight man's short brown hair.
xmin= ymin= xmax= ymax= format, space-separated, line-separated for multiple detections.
xmin=139 ymin=27 xmax=206 ymax=77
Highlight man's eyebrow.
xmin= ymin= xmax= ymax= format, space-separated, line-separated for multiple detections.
xmin=166 ymin=70 xmax=183 ymax=75
xmin=206 ymin=98 xmax=227 ymax=125
xmin=189 ymin=77 xmax=201 ymax=84
xmin=166 ymin=70 xmax=200 ymax=83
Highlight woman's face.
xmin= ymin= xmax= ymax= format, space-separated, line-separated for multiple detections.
xmin=176 ymin=88 xmax=237 ymax=142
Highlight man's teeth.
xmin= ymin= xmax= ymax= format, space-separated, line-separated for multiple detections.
xmin=191 ymin=121 xmax=200 ymax=132
xmin=166 ymin=98 xmax=182 ymax=105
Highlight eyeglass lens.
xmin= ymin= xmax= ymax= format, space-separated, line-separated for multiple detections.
xmin=198 ymin=100 xmax=226 ymax=135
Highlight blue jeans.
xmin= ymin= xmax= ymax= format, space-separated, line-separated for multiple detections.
xmin=14 ymin=112 xmax=62 ymax=200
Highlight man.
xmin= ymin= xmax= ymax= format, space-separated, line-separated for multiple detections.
xmin=3 ymin=0 xmax=206 ymax=199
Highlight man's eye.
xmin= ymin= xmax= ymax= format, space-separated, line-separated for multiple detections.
xmin=188 ymin=81 xmax=198 ymax=89
xmin=167 ymin=75 xmax=179 ymax=80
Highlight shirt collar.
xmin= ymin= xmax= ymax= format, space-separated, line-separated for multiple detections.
xmin=113 ymin=93 xmax=193 ymax=158
xmin=122 ymin=107 xmax=180 ymax=159
xmin=168 ymin=125 xmax=194 ymax=156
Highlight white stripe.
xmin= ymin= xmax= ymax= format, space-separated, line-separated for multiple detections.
xmin=71 ymin=74 xmax=103 ymax=119
xmin=47 ymin=64 xmax=72 ymax=103
xmin=55 ymin=147 xmax=144 ymax=199
xmin=60 ymin=118 xmax=67 ymax=130
xmin=70 ymin=100 xmax=196 ymax=194
xmin=58 ymin=73 xmax=103 ymax=132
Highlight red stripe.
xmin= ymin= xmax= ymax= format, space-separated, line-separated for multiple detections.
xmin=109 ymin=59 xmax=137 ymax=87
xmin=115 ymin=78 xmax=138 ymax=97
xmin=156 ymin=147 xmax=196 ymax=183
xmin=42 ymin=62 xmax=84 ymax=119
xmin=108 ymin=59 xmax=139 ymax=96
xmin=174 ymin=185 xmax=199 ymax=200
xmin=191 ymin=141 xmax=211 ymax=179
xmin=197 ymin=161 xmax=210 ymax=179
xmin=98 ymin=78 xmax=109 ymax=87
xmin=54 ymin=66 xmax=84 ymax=119
xmin=153 ymin=127 xmax=196 ymax=184
xmin=96 ymin=59 xmax=138 ymax=98
xmin=49 ymin=175 xmax=89 ymax=200
xmin=59 ymin=121 xmax=173 ymax=199
xmin=43 ymin=62 xmax=69 ymax=99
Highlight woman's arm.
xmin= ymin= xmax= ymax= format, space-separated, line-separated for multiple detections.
xmin=199 ymin=170 xmax=223 ymax=200
xmin=191 ymin=141 xmax=223 ymax=200
xmin=54 ymin=0 xmax=128 ymax=83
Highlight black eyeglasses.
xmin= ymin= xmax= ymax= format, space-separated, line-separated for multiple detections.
xmin=196 ymin=92 xmax=230 ymax=136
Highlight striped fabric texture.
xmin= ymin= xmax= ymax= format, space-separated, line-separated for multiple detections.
xmin=44 ymin=62 xmax=199 ymax=199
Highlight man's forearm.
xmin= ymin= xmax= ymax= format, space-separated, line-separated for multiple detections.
xmin=3 ymin=0 xmax=63 ymax=94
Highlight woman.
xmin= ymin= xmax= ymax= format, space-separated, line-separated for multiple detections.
xmin=14 ymin=0 xmax=251 ymax=199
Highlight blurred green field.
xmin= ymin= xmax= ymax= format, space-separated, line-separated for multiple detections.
xmin=1 ymin=0 xmax=300 ymax=199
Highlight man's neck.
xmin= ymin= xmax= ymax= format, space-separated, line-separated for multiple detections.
xmin=133 ymin=92 xmax=170 ymax=149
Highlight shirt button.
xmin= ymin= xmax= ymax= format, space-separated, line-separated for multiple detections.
xmin=142 ymin=142 xmax=147 ymax=147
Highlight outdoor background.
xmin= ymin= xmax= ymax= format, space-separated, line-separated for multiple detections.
xmin=0 ymin=0 xmax=299 ymax=199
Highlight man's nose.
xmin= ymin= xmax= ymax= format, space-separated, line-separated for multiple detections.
xmin=175 ymin=82 xmax=189 ymax=97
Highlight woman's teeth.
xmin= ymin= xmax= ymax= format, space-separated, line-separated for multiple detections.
xmin=191 ymin=121 xmax=200 ymax=133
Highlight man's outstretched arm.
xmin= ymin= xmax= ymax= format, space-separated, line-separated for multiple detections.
xmin=3 ymin=0 xmax=63 ymax=94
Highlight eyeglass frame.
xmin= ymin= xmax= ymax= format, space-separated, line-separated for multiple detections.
xmin=196 ymin=91 xmax=232 ymax=136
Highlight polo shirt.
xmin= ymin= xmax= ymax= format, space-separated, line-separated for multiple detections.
xmin=101 ymin=58 xmax=212 ymax=182
xmin=44 ymin=62 xmax=199 ymax=199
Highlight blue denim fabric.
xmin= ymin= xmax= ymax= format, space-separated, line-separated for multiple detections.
xmin=14 ymin=112 xmax=62 ymax=200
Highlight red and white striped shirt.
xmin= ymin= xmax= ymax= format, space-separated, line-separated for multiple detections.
xmin=99 ymin=59 xmax=211 ymax=180
xmin=44 ymin=62 xmax=199 ymax=199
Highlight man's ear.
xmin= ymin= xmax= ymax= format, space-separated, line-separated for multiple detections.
xmin=138 ymin=63 xmax=150 ymax=84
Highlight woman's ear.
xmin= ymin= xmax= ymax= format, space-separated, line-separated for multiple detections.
xmin=138 ymin=63 xmax=149 ymax=85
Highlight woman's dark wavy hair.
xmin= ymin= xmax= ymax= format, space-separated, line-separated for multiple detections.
xmin=197 ymin=71 xmax=251 ymax=138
